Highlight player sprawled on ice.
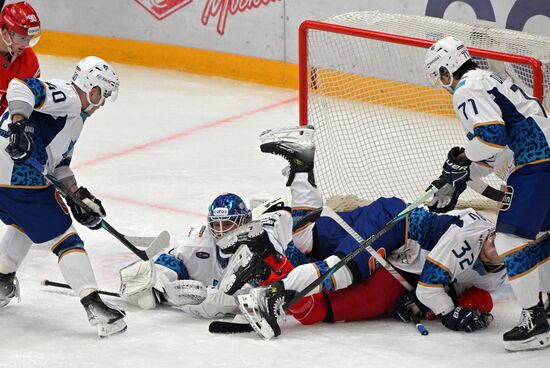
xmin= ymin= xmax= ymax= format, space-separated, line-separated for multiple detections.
xmin=0 ymin=56 xmax=125 ymax=337
xmin=425 ymin=36 xmax=550 ymax=351
xmin=221 ymin=126 xmax=507 ymax=340
xmin=118 ymin=192 xmax=294 ymax=318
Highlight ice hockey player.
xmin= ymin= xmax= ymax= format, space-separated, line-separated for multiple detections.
xmin=224 ymin=126 xmax=506 ymax=339
xmin=0 ymin=2 xmax=41 ymax=114
xmin=119 ymin=192 xmax=295 ymax=319
xmin=425 ymin=36 xmax=550 ymax=351
xmin=0 ymin=56 xmax=124 ymax=337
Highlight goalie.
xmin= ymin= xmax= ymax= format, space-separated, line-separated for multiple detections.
xmin=119 ymin=192 xmax=294 ymax=318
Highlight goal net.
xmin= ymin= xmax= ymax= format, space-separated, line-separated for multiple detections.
xmin=300 ymin=11 xmax=550 ymax=209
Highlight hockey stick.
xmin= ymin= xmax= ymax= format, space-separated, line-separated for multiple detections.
xmin=321 ymin=206 xmax=428 ymax=336
xmin=42 ymin=279 xmax=120 ymax=297
xmin=281 ymin=188 xmax=436 ymax=327
xmin=26 ymin=158 xmax=169 ymax=261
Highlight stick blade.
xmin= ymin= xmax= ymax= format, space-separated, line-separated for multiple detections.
xmin=209 ymin=320 xmax=253 ymax=334
xmin=123 ymin=235 xmax=161 ymax=248
xmin=144 ymin=231 xmax=170 ymax=259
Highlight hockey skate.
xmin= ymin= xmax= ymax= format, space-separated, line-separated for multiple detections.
xmin=259 ymin=126 xmax=315 ymax=186
xmin=219 ymin=243 xmax=271 ymax=296
xmin=503 ymin=305 xmax=550 ymax=352
xmin=81 ymin=291 xmax=127 ymax=338
xmin=0 ymin=272 xmax=20 ymax=308
xmin=217 ymin=220 xmax=266 ymax=257
xmin=237 ymin=281 xmax=290 ymax=340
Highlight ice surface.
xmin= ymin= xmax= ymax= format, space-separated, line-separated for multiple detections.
xmin=0 ymin=55 xmax=548 ymax=367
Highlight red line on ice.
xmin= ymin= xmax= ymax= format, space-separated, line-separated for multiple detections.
xmin=98 ymin=193 xmax=205 ymax=218
xmin=73 ymin=96 xmax=298 ymax=169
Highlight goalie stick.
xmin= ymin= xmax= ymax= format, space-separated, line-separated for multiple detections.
xmin=42 ymin=279 xmax=120 ymax=297
xmin=26 ymin=158 xmax=169 ymax=261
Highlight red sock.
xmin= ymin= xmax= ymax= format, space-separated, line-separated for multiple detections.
xmin=288 ymin=293 xmax=328 ymax=325
xmin=258 ymin=253 xmax=294 ymax=286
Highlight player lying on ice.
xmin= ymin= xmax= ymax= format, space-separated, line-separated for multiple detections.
xmin=118 ymin=192 xmax=295 ymax=318
xmin=220 ymin=126 xmax=513 ymax=340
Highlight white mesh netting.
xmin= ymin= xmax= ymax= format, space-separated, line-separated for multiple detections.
xmin=305 ymin=11 xmax=550 ymax=208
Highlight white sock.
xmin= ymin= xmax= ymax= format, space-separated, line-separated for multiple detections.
xmin=58 ymin=251 xmax=98 ymax=298
xmin=0 ymin=226 xmax=33 ymax=274
xmin=283 ymin=255 xmax=352 ymax=296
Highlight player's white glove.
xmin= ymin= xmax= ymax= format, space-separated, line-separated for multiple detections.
xmin=427 ymin=183 xmax=458 ymax=212
xmin=178 ymin=286 xmax=239 ymax=319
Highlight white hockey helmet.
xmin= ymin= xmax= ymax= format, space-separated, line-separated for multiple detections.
xmin=424 ymin=36 xmax=471 ymax=91
xmin=72 ymin=56 xmax=120 ymax=111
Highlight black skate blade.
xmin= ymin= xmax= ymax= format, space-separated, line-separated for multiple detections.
xmin=209 ymin=320 xmax=253 ymax=334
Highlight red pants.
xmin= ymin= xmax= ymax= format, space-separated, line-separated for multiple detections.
xmin=290 ymin=267 xmax=406 ymax=324
xmin=289 ymin=268 xmax=494 ymax=325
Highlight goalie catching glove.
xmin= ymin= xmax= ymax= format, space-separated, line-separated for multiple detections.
xmin=119 ymin=260 xmax=237 ymax=318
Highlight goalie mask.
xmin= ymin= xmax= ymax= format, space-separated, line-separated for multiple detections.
xmin=208 ymin=193 xmax=251 ymax=239
xmin=425 ymin=36 xmax=471 ymax=92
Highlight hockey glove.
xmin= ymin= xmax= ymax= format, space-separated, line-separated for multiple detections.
xmin=429 ymin=147 xmax=471 ymax=212
xmin=441 ymin=306 xmax=492 ymax=332
xmin=66 ymin=187 xmax=106 ymax=230
xmin=427 ymin=183 xmax=465 ymax=213
xmin=394 ymin=291 xmax=425 ymax=323
xmin=5 ymin=119 xmax=34 ymax=163
xmin=432 ymin=147 xmax=472 ymax=188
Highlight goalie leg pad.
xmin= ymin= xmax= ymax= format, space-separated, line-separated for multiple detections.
xmin=119 ymin=260 xmax=161 ymax=309
xmin=163 ymin=279 xmax=207 ymax=306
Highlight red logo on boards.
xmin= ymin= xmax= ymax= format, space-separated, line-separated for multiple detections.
xmin=135 ymin=0 xmax=281 ymax=35
xmin=134 ymin=0 xmax=193 ymax=20
xmin=202 ymin=0 xmax=281 ymax=36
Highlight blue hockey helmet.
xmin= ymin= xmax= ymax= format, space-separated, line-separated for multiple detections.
xmin=207 ymin=193 xmax=251 ymax=239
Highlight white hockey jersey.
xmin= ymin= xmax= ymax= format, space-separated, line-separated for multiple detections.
xmin=453 ymin=69 xmax=550 ymax=171
xmin=389 ymin=208 xmax=506 ymax=315
xmin=0 ymin=78 xmax=83 ymax=187
xmin=157 ymin=209 xmax=294 ymax=287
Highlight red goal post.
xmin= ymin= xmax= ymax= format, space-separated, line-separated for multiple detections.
xmin=298 ymin=12 xmax=547 ymax=209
